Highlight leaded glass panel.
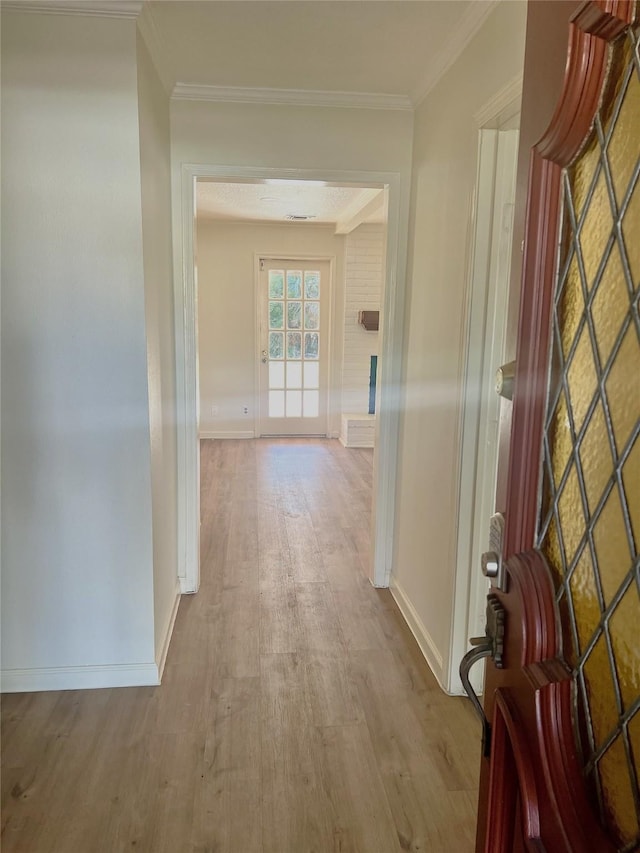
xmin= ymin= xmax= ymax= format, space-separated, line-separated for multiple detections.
xmin=536 ymin=25 xmax=640 ymax=850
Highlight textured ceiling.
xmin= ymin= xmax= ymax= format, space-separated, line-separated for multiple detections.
xmin=147 ymin=1 xmax=494 ymax=102
xmin=196 ymin=181 xmax=386 ymax=226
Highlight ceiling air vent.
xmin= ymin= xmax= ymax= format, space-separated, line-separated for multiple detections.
xmin=285 ymin=214 xmax=316 ymax=221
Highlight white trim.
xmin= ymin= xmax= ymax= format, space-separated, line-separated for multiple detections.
xmin=1 ymin=662 xmax=159 ymax=693
xmin=410 ymin=0 xmax=500 ymax=106
xmin=155 ymin=586 xmax=181 ymax=679
xmin=254 ymin=254 xmax=262 ymax=439
xmin=176 ymin=164 xmax=409 ymax=593
xmin=448 ymin=126 xmax=519 ymax=697
xmin=474 ymin=74 xmax=524 ymax=128
xmin=1 ymin=0 xmax=142 ymax=18
xmin=174 ymin=166 xmax=201 ymax=595
xmin=172 ymin=83 xmax=413 ymax=112
xmin=389 ymin=577 xmax=450 ymax=692
xmin=374 ymin=179 xmax=406 ymax=589
xmin=199 ymin=430 xmax=255 ymax=440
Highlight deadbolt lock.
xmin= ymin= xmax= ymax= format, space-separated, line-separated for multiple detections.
xmin=482 ymin=513 xmax=506 ymax=591
xmin=495 ymin=360 xmax=516 ymax=400
xmin=481 ymin=551 xmax=500 ymax=579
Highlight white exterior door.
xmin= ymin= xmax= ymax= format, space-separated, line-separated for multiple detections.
xmin=258 ymin=259 xmax=329 ymax=436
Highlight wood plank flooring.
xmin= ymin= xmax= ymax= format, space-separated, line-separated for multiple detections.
xmin=1 ymin=438 xmax=481 ymax=852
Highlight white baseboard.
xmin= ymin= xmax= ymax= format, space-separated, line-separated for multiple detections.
xmin=389 ymin=575 xmax=447 ymax=691
xmin=0 ymin=662 xmax=160 ymax=693
xmin=339 ymin=438 xmax=375 ymax=448
xmin=179 ymin=574 xmax=198 ymax=594
xmin=155 ymin=586 xmax=181 ymax=681
xmin=199 ymin=430 xmax=255 ymax=439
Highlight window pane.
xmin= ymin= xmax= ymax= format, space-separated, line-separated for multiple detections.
xmin=304 ymin=361 xmax=319 ymax=389
xmin=287 ymin=301 xmax=302 ymax=329
xmin=269 ymin=270 xmax=284 ymax=299
xmin=287 ymin=361 xmax=302 ymax=389
xmin=269 ymin=390 xmax=285 ymax=417
xmin=304 ymin=332 xmax=319 ymax=360
xmin=304 ymin=271 xmax=320 ymax=299
xmin=269 ymin=301 xmax=284 ymax=329
xmin=287 ymin=271 xmax=302 ymax=299
xmin=286 ymin=390 xmax=302 ymax=417
xmin=303 ymin=390 xmax=319 ymax=418
xmin=304 ymin=302 xmax=319 ymax=330
xmin=287 ymin=332 xmax=301 ymax=359
xmin=269 ymin=361 xmax=285 ymax=389
xmin=269 ymin=332 xmax=284 ymax=359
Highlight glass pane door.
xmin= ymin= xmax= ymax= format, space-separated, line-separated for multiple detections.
xmin=259 ymin=260 xmax=329 ymax=436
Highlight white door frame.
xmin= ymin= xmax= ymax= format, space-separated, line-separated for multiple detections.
xmin=174 ymin=164 xmax=408 ymax=594
xmin=447 ymin=79 xmax=522 ymax=694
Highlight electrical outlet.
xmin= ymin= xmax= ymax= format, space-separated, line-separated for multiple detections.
xmin=242 ymin=405 xmax=249 ymax=416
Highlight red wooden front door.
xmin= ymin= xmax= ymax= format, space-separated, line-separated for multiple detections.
xmin=474 ymin=2 xmax=640 ymax=850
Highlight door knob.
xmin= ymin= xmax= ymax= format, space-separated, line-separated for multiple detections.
xmin=261 ymin=350 xmax=268 ymax=364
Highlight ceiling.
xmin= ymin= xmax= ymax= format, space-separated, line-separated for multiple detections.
xmin=147 ymin=1 xmax=496 ymax=104
xmin=144 ymin=0 xmax=498 ymax=226
xmin=196 ymin=181 xmax=386 ymax=228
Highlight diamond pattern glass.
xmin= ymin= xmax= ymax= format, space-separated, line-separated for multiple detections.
xmin=558 ymin=254 xmax=585 ymax=358
xmin=622 ymin=435 xmax=640 ymax=546
xmin=591 ymin=244 xmax=629 ymax=366
xmin=578 ymin=402 xmax=613 ymax=514
xmin=569 ymin=547 xmax=601 ymax=655
xmin=537 ymin=26 xmax=640 ymax=850
xmin=598 ymin=735 xmax=640 ymax=846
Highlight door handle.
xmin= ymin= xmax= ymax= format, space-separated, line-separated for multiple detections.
xmin=459 ymin=593 xmax=505 ymax=757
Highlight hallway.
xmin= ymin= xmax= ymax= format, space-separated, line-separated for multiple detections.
xmin=2 ymin=439 xmax=480 ymax=852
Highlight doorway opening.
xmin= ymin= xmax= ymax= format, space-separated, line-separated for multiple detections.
xmin=174 ymin=167 xmax=404 ymax=596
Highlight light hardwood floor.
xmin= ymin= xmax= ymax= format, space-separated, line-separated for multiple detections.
xmin=2 ymin=438 xmax=480 ymax=852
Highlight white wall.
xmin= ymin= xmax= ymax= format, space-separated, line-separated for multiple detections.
xmin=342 ymin=224 xmax=385 ymax=414
xmin=137 ymin=32 xmax=181 ymax=670
xmin=1 ymin=11 xmax=158 ymax=690
xmin=196 ymin=220 xmax=345 ymax=437
xmin=390 ymin=1 xmax=527 ymax=690
xmin=171 ymin=99 xmax=415 ymax=177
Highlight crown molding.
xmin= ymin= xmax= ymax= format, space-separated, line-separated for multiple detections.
xmin=1 ymin=0 xmax=142 ymax=18
xmin=137 ymin=3 xmax=173 ymax=95
xmin=410 ymin=0 xmax=501 ymax=106
xmin=474 ymin=73 xmax=523 ymax=127
xmin=172 ymin=83 xmax=413 ymax=112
